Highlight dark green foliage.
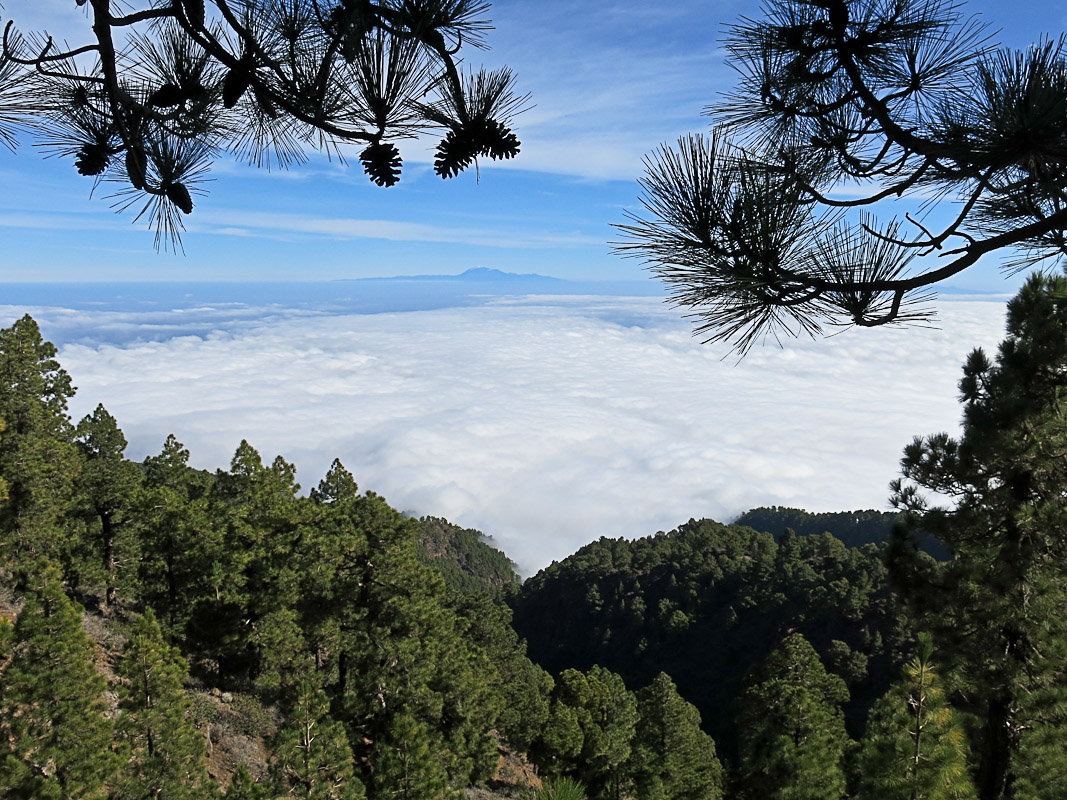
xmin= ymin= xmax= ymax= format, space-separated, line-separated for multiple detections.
xmin=271 ymin=680 xmax=364 ymax=799
xmin=535 ymin=665 xmax=638 ymax=800
xmin=512 ymin=521 xmax=910 ymax=762
xmin=855 ymin=635 xmax=975 ymax=800
xmin=891 ymin=273 xmax=1067 ymax=800
xmin=371 ymin=712 xmax=450 ymax=800
xmin=448 ymin=589 xmax=553 ymax=753
xmin=316 ymin=495 xmax=498 ymax=797
xmin=113 ymin=609 xmax=216 ymax=800
xmin=737 ymin=506 xmax=950 ymax=559
xmin=0 ymin=315 xmax=79 ymax=564
xmin=417 ymin=515 xmax=521 ymax=594
xmin=12 ymin=310 xmax=1054 ymax=800
xmin=737 ymin=633 xmax=849 ymax=800
xmin=135 ymin=434 xmax=218 ymax=637
xmin=538 ymin=776 xmax=588 ymax=800
xmin=310 ymin=458 xmax=359 ymax=505
xmin=133 ymin=447 xmax=503 ymax=798
xmin=735 ymin=507 xmax=898 ymax=546
xmin=189 ymin=441 xmax=310 ymax=686
xmin=226 ymin=767 xmax=271 ymax=800
xmin=73 ymin=404 xmax=144 ymax=606
xmin=737 ymin=507 xmax=885 ymax=546
xmin=629 ymin=672 xmax=723 ymax=800
xmin=0 ymin=565 xmax=122 ymax=799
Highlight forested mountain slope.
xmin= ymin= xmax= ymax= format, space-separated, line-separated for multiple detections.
xmin=734 ymin=507 xmax=900 ymax=549
xmin=416 ymin=516 xmax=521 ymax=594
xmin=510 ymin=520 xmax=911 ymax=761
xmin=735 ymin=506 xmax=949 ymax=560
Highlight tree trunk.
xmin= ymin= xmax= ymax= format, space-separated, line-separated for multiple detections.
xmin=101 ymin=509 xmax=117 ymax=608
xmin=977 ymin=694 xmax=1014 ymax=800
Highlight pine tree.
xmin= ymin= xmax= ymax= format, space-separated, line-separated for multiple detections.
xmin=538 ymin=701 xmax=585 ymax=774
xmin=737 ymin=632 xmax=849 ymax=800
xmin=271 ymin=680 xmax=364 ymax=800
xmin=450 ymin=589 xmax=553 ymax=753
xmin=630 ymin=672 xmax=723 ymax=800
xmin=73 ymin=404 xmax=143 ymax=607
xmin=855 ymin=635 xmax=975 ymax=800
xmin=891 ymin=273 xmax=1067 ymax=799
xmin=312 ymin=491 xmax=498 ymax=797
xmin=616 ymin=0 xmax=1067 ymax=352
xmin=136 ymin=434 xmax=220 ymax=638
xmin=310 ymin=459 xmax=359 ymax=505
xmin=113 ymin=609 xmax=217 ymax=800
xmin=0 ymin=0 xmax=523 ymax=249
xmin=188 ymin=441 xmax=307 ymax=685
xmin=0 ymin=565 xmax=122 ymax=799
xmin=300 ymin=461 xmax=365 ymax=681
xmin=370 ymin=712 xmax=449 ymax=800
xmin=0 ymin=315 xmax=79 ymax=564
xmin=225 ymin=767 xmax=271 ymax=800
xmin=536 ymin=666 xmax=639 ymax=800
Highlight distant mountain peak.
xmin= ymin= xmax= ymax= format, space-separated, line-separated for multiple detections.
xmin=341 ymin=267 xmax=565 ymax=284
xmin=458 ymin=267 xmax=508 ymax=278
xmin=456 ymin=267 xmax=564 ymax=282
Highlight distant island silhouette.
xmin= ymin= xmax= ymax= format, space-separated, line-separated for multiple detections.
xmin=337 ymin=267 xmax=567 ymax=284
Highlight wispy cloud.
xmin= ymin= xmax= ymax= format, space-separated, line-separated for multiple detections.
xmin=9 ymin=293 xmax=1009 ymax=574
xmin=0 ymin=205 xmax=601 ymax=249
xmin=194 ymin=210 xmax=604 ymax=248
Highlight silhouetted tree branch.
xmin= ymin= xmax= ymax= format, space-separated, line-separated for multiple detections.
xmin=616 ymin=0 xmax=1067 ymax=353
xmin=0 ymin=0 xmax=526 ymax=249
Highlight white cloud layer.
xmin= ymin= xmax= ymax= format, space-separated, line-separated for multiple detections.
xmin=6 ymin=294 xmax=1009 ymax=575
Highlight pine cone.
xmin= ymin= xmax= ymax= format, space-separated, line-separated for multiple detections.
xmin=148 ymin=83 xmax=184 ymax=108
xmin=126 ymin=146 xmax=148 ymax=190
xmin=164 ymin=182 xmax=194 ymax=214
xmin=434 ymin=130 xmax=478 ymax=179
xmin=75 ymin=142 xmax=110 ymax=176
xmin=252 ymin=83 xmax=278 ymax=119
xmin=481 ymin=119 xmax=520 ymax=161
xmin=223 ymin=68 xmax=251 ymax=109
xmin=360 ymin=142 xmax=403 ymax=187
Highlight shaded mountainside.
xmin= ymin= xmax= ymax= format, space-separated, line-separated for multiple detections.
xmin=734 ymin=507 xmax=901 ymax=549
xmin=509 ymin=518 xmax=913 ymax=763
xmin=416 ymin=516 xmax=521 ymax=594
xmin=734 ymin=509 xmax=900 ymax=550
xmin=736 ymin=506 xmax=949 ymax=560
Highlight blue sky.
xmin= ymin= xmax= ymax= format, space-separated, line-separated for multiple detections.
xmin=2 ymin=0 xmax=1064 ymax=286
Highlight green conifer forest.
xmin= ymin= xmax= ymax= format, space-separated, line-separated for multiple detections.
xmin=1 ymin=275 xmax=1066 ymax=799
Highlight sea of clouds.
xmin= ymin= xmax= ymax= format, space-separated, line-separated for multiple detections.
xmin=1 ymin=291 xmax=1010 ymax=574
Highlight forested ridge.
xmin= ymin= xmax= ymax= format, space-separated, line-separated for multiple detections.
xmin=3 ymin=275 xmax=1067 ymax=800
xmin=510 ymin=522 xmax=910 ymax=763
xmin=733 ymin=508 xmax=900 ymax=549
